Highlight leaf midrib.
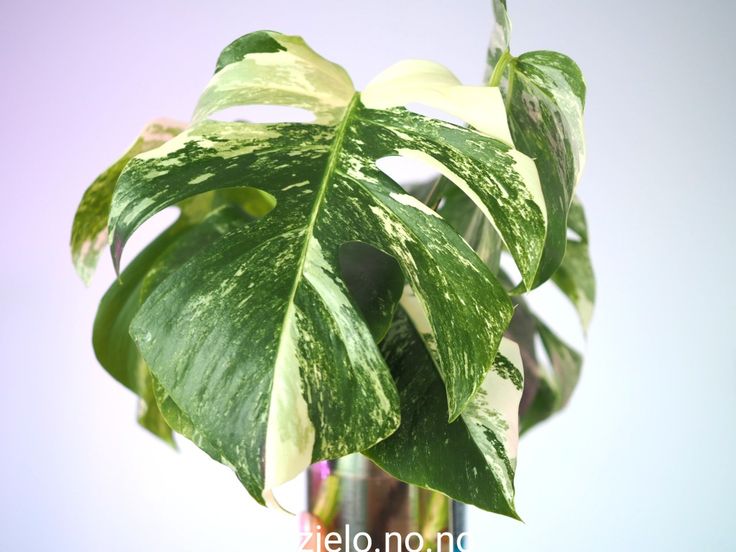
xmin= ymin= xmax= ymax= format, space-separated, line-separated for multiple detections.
xmin=268 ymin=92 xmax=361 ymax=398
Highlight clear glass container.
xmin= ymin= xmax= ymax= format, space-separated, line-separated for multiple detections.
xmin=303 ymin=454 xmax=465 ymax=552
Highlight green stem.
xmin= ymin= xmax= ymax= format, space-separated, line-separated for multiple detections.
xmin=423 ymin=175 xmax=448 ymax=210
xmin=488 ymin=50 xmax=513 ymax=87
xmin=420 ymin=491 xmax=450 ymax=551
xmin=312 ymin=474 xmax=341 ymax=526
xmin=504 ymin=62 xmax=516 ymax=110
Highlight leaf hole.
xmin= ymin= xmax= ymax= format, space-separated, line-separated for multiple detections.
xmin=566 ymin=227 xmax=583 ymax=242
xmin=375 ymin=155 xmax=440 ymax=191
xmin=208 ymin=105 xmax=316 ymax=124
xmin=116 ymin=206 xmax=180 ymax=273
xmin=218 ymin=187 xmax=277 ymax=219
xmin=404 ymin=102 xmax=466 ymax=127
xmin=500 ymin=251 xmax=523 ymax=290
xmin=525 ymin=282 xmax=585 ymax=352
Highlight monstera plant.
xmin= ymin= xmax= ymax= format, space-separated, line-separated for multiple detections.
xmin=71 ymin=0 xmax=593 ymax=537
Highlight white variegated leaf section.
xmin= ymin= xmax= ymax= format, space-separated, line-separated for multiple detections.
xmin=395 ymin=288 xmax=523 ymax=509
xmin=394 ymin=147 xmax=545 ymax=288
xmin=534 ymin=63 xmax=587 ymax=187
xmin=461 ymin=337 xmax=523 ymax=505
xmin=464 ymin=338 xmax=523 ymax=459
xmin=264 ymin=302 xmax=316 ymax=498
xmin=194 ymin=33 xmax=355 ymax=125
xmin=362 ymin=59 xmax=513 ymax=145
xmin=487 ymin=0 xmax=512 ymax=74
xmin=71 ymin=118 xmax=186 ymax=283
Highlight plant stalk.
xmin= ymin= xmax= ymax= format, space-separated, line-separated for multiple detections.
xmin=488 ymin=49 xmax=513 ymax=87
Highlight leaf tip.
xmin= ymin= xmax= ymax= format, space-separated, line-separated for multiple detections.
xmin=262 ymin=488 xmax=295 ymax=516
xmin=71 ymin=258 xmax=93 ymax=287
xmin=446 ymin=395 xmax=467 ymax=423
xmin=110 ymin=234 xmax=125 ymax=277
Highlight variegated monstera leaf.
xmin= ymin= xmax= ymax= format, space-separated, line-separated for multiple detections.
xmin=511 ymin=198 xmax=594 ymax=432
xmin=366 ymin=292 xmax=525 ymax=518
xmin=80 ymin=30 xmax=549 ymax=507
xmin=486 ymin=0 xmax=587 ymax=288
xmin=71 ymin=118 xmax=187 ymax=284
xmin=369 ymin=0 xmax=594 ymax=500
xmin=486 ymin=0 xmax=594 ymax=431
xmin=71 ymin=120 xmax=275 ymax=444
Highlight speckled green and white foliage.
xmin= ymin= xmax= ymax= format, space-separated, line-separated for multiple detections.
xmin=107 ymin=30 xmax=545 ymax=505
xmin=517 ymin=195 xmax=593 ymax=432
xmin=92 ymin=206 xmax=254 ymax=442
xmin=70 ymin=118 xmax=186 ymax=284
xmin=71 ymin=117 xmax=184 ymax=441
xmin=416 ymin=0 xmax=593 ymax=437
xmin=554 ymin=197 xmax=595 ymax=331
xmin=438 ymin=184 xmax=503 ymax=273
xmin=487 ymin=0 xmax=511 ymax=72
xmin=70 ymin=118 xmax=275 ymax=442
xmin=487 ymin=0 xmax=587 ymax=287
xmin=495 ymin=194 xmax=593 ymax=433
xmin=366 ymin=294 xmax=524 ymax=517
xmin=507 ymin=295 xmax=584 ymax=434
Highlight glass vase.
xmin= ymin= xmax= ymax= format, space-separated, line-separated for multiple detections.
xmin=302 ymin=454 xmax=465 ymax=552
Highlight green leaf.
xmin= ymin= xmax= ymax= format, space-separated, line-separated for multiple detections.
xmin=504 ymin=51 xmax=586 ymax=286
xmin=552 ymin=197 xmax=595 ymax=330
xmin=503 ymin=287 xmax=540 ymax=418
xmin=366 ymin=299 xmax=524 ymax=518
xmin=70 ymin=118 xmax=186 ymax=284
xmin=498 ymin=197 xmax=593 ymax=432
xmin=486 ymin=1 xmax=587 ymax=287
xmin=437 ymin=184 xmax=503 ymax=273
xmin=520 ymin=317 xmax=583 ymax=434
xmin=107 ymin=31 xmax=546 ymax=504
xmin=504 ymin=295 xmax=583 ymax=434
xmin=151 ymin=348 xmax=291 ymax=502
xmin=92 ymin=223 xmax=184 ymax=443
xmin=537 ymin=320 xmax=582 ymax=409
xmin=551 ymin=242 xmax=595 ymax=331
xmin=502 ymin=205 xmax=592 ymax=434
xmin=503 ymin=198 xmax=593 ymax=432
xmin=338 ymin=241 xmax=404 ymax=343
xmin=137 ymin=369 xmax=176 ymax=444
xmin=73 ymin=117 xmax=278 ymax=442
xmin=93 ymin=205 xmax=254 ymax=443
xmin=567 ymin=194 xmax=589 ymax=242
xmin=93 ymin=229 xmax=175 ymax=393
xmin=152 ymin=377 xmax=221 ymax=459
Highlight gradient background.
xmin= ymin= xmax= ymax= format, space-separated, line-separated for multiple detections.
xmin=2 ymin=0 xmax=735 ymax=550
